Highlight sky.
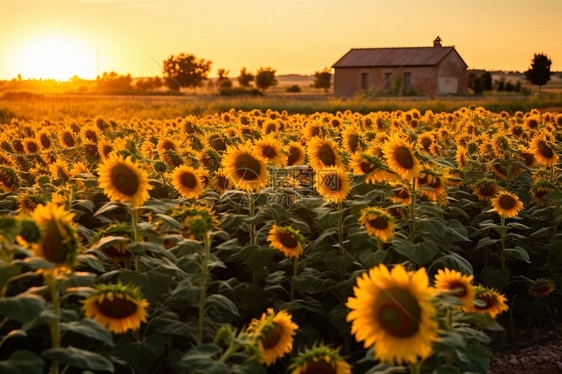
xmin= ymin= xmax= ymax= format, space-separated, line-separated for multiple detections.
xmin=1 ymin=0 xmax=561 ymax=80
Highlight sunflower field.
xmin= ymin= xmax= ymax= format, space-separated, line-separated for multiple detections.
xmin=0 ymin=107 xmax=561 ymax=374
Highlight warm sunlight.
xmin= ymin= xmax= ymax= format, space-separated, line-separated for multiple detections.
xmin=14 ymin=36 xmax=96 ymax=81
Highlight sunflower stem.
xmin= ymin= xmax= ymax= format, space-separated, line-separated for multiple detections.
xmin=377 ymin=238 xmax=383 ymax=252
xmin=409 ymin=359 xmax=422 ymax=374
xmin=249 ymin=198 xmax=256 ymax=246
xmin=500 ymin=215 xmax=506 ymax=268
xmin=219 ymin=341 xmax=238 ymax=363
xmin=338 ymin=201 xmax=344 ymax=258
xmin=131 ymin=207 xmax=142 ymax=272
xmin=409 ymin=178 xmax=417 ymax=244
xmin=291 ymin=256 xmax=299 ymax=302
xmin=197 ymin=231 xmax=211 ymax=346
xmin=48 ymin=275 xmax=61 ymax=374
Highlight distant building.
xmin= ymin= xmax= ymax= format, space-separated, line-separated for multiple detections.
xmin=332 ymin=37 xmax=468 ymax=96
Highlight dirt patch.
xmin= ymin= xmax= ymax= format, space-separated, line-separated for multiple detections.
xmin=491 ymin=329 xmax=562 ymax=373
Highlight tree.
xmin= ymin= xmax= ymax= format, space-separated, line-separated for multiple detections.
xmin=162 ymin=53 xmax=212 ymax=92
xmin=238 ymin=67 xmax=254 ymax=88
xmin=313 ymin=68 xmax=332 ymax=92
xmin=217 ymin=68 xmax=232 ymax=89
xmin=255 ymin=67 xmax=277 ymax=92
xmin=525 ymin=53 xmax=552 ymax=93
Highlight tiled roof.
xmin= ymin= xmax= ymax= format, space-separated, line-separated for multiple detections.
xmin=332 ymin=47 xmax=466 ymax=68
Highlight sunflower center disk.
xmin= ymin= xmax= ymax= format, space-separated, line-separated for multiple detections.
xmin=96 ymin=295 xmax=138 ymax=318
xmin=498 ymin=195 xmax=516 ymax=210
xmin=111 ymin=165 xmax=140 ymax=195
xmin=369 ymin=217 xmax=388 ymax=230
xmin=428 ymin=178 xmax=442 ymax=189
xmin=41 ymin=220 xmax=69 ymax=264
xmin=63 ymin=133 xmax=75 ymax=147
xmin=448 ymin=281 xmax=468 ymax=297
xmin=262 ymin=147 xmax=276 ymax=159
xmin=479 ymin=184 xmax=495 ymax=197
xmin=374 ymin=288 xmax=421 ymax=338
xmin=279 ymin=233 xmax=298 ymax=248
xmin=318 ymin=145 xmax=336 ymax=166
xmin=521 ymin=153 xmax=535 ymax=166
xmin=262 ymin=323 xmax=283 ymax=349
xmin=475 ymin=294 xmax=497 ymax=310
xmin=395 ymin=147 xmax=414 ymax=169
xmin=303 ymin=360 xmax=336 ymax=374
xmin=538 ymin=141 xmax=554 ymax=158
xmin=181 ymin=172 xmax=197 ymax=188
xmin=348 ymin=135 xmax=359 ymax=153
xmin=394 ymin=189 xmax=409 ymax=199
xmin=360 ymin=162 xmax=376 ymax=174
xmin=235 ymin=154 xmax=261 ymax=181
xmin=288 ymin=148 xmax=300 ymax=165
xmin=322 ymin=173 xmax=341 ymax=192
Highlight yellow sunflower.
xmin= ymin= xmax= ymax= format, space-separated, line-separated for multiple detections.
xmin=529 ymin=278 xmax=555 ymax=298
xmin=58 ymin=127 xmax=77 ymax=148
xmin=157 ymin=137 xmax=183 ymax=167
xmin=382 ymin=135 xmax=422 ymax=180
xmin=390 ymin=182 xmax=411 ymax=206
xmin=82 ymin=283 xmax=149 ymax=334
xmin=81 ymin=125 xmax=102 ymax=145
xmin=23 ymin=138 xmax=41 ymax=154
xmin=466 ymin=286 xmax=508 ymax=319
xmin=307 ymin=137 xmax=344 ymax=170
xmin=98 ymin=139 xmax=114 ymax=160
xmin=341 ymin=125 xmax=361 ymax=154
xmin=472 ymin=179 xmax=500 ymax=201
xmin=358 ymin=207 xmax=395 ymax=242
xmin=171 ymin=165 xmax=204 ymax=198
xmin=289 ymin=344 xmax=351 ymax=374
xmin=315 ymin=168 xmax=350 ymax=203
xmin=247 ymin=308 xmax=298 ymax=366
xmin=350 ymin=153 xmax=395 ymax=184
xmin=531 ymin=134 xmax=559 ymax=166
xmin=491 ymin=191 xmax=524 ymax=218
xmin=31 ymin=202 xmax=79 ymax=268
xmin=49 ymin=159 xmax=71 ymax=183
xmin=346 ymin=264 xmax=438 ymax=365
xmin=267 ymin=225 xmax=304 ymax=259
xmin=213 ymin=170 xmax=231 ymax=195
xmin=530 ymin=181 xmax=556 ymax=207
xmin=0 ymin=166 xmax=19 ymax=192
xmin=434 ymin=269 xmax=475 ymax=307
xmin=97 ymin=154 xmax=152 ymax=208
xmin=37 ymin=129 xmax=53 ymax=150
xmin=222 ymin=144 xmax=268 ymax=191
xmin=519 ymin=146 xmax=538 ymax=168
xmin=285 ymin=142 xmax=306 ymax=166
xmin=417 ymin=173 xmax=447 ymax=202
xmin=254 ymin=135 xmax=286 ymax=167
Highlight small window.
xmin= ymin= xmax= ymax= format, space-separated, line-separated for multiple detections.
xmin=361 ymin=73 xmax=369 ymax=90
xmin=385 ymin=73 xmax=392 ymax=91
xmin=404 ymin=73 xmax=412 ymax=90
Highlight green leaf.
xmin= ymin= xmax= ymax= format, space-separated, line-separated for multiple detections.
xmin=530 ymin=227 xmax=551 ymax=238
xmin=239 ymin=245 xmax=275 ymax=277
xmin=430 ymin=253 xmax=473 ymax=275
xmin=0 ymin=265 xmax=22 ymax=292
xmin=505 ymin=246 xmax=531 ymax=263
xmin=418 ymin=217 xmax=446 ymax=237
xmin=0 ymin=294 xmax=45 ymax=323
xmin=0 ymin=350 xmax=44 ymax=374
xmin=206 ymin=294 xmax=239 ymax=320
xmin=480 ymin=266 xmax=510 ymax=291
xmin=60 ymin=318 xmax=114 ymax=346
xmin=444 ymin=219 xmax=470 ymax=242
xmin=76 ymin=254 xmax=105 ymax=272
xmin=114 ymin=334 xmax=165 ymax=373
xmin=154 ymin=213 xmax=183 ymax=230
xmin=231 ymin=361 xmax=267 ymax=374
xmin=127 ymin=241 xmax=166 ymax=255
xmin=176 ymin=343 xmax=228 ymax=374
xmin=42 ymin=347 xmax=113 ymax=373
xmin=391 ymin=239 xmax=439 ymax=265
xmin=93 ymin=201 xmax=121 ymax=217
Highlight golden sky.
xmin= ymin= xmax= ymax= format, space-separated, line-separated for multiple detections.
xmin=2 ymin=0 xmax=561 ymax=80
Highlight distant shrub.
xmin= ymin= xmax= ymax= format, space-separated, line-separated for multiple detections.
xmin=286 ymin=85 xmax=301 ymax=93
xmin=219 ymin=87 xmax=263 ymax=97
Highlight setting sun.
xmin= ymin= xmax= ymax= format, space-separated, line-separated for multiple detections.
xmin=14 ymin=36 xmax=96 ymax=81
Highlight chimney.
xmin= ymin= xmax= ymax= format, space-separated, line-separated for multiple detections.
xmin=433 ymin=36 xmax=442 ymax=47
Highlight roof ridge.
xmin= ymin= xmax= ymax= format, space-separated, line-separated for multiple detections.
xmin=350 ymin=46 xmax=455 ymax=50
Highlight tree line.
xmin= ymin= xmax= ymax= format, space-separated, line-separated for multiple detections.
xmin=161 ymin=53 xmax=332 ymax=94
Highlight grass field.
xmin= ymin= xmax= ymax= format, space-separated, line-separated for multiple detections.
xmin=1 ymin=93 xmax=562 ymax=124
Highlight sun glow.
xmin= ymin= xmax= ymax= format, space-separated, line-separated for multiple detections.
xmin=14 ymin=36 xmax=96 ymax=81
